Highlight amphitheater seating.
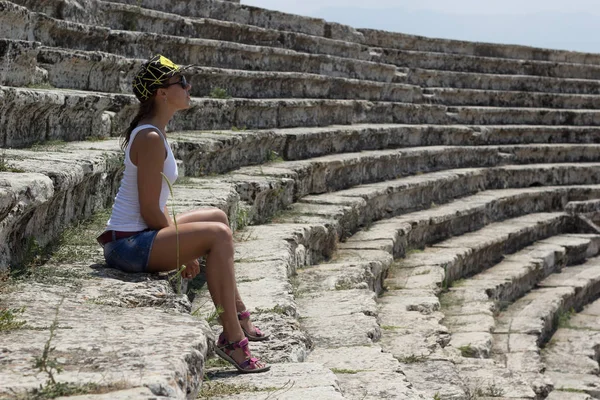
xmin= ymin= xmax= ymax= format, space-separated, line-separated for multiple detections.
xmin=2 ymin=0 xmax=600 ymax=398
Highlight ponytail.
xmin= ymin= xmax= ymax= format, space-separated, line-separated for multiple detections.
xmin=121 ymin=98 xmax=157 ymax=149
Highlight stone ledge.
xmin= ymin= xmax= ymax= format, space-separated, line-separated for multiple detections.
xmin=169 ymin=125 xmax=600 ymax=170
xmin=0 ymin=279 xmax=211 ymax=399
xmin=0 ymin=86 xmax=448 ymax=148
xmin=448 ymin=105 xmax=600 ymax=125
xmin=406 ymin=68 xmax=600 ymax=95
xmin=9 ymin=136 xmax=599 ymax=274
xmin=425 ymin=87 xmax=600 ymax=109
xmin=0 ymin=1 xmax=393 ymax=83
xmin=376 ymin=48 xmax=600 ymax=80
xmin=359 ymin=29 xmax=600 ymax=66
xmin=25 ymin=45 xmax=420 ymax=102
xmin=102 ymin=0 xmax=356 ymax=43
xmin=0 ymin=142 xmax=122 ymax=270
xmin=25 ymin=0 xmax=600 ymax=71
xmin=445 ymin=234 xmax=600 ymax=358
xmin=91 ymin=1 xmax=368 ymax=61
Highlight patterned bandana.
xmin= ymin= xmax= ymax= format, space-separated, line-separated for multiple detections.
xmin=132 ymin=55 xmax=182 ymax=102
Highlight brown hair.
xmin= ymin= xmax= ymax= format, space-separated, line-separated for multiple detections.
xmin=121 ymin=97 xmax=157 ymax=149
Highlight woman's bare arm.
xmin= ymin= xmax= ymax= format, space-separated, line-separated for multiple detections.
xmin=134 ymin=131 xmax=171 ymax=230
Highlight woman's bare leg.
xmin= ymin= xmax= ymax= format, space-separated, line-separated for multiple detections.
xmin=176 ymin=208 xmax=260 ymax=335
xmin=147 ymin=221 xmax=266 ymax=368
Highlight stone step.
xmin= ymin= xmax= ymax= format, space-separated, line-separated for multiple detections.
xmin=0 ymin=198 xmax=223 ymax=398
xmin=547 ymin=392 xmax=596 ymax=400
xmin=0 ymin=1 xmax=394 ymax=83
xmin=0 ymin=280 xmax=212 ymax=399
xmin=448 ymin=105 xmax=600 ymax=126
xmin=0 ymin=86 xmax=447 ymax=148
xmin=406 ymin=68 xmax=600 ymax=96
xmin=375 ymin=48 xmax=600 ymax=81
xmin=291 ymin=188 xmax=586 ymax=398
xmin=7 ymin=1 xmax=600 ymax=89
xmin=277 ymin=163 xmax=600 ymax=236
xmin=201 ymin=363 xmax=346 ymax=399
xmin=294 ymin=247 xmax=428 ymax=400
xmin=443 ymin=234 xmax=600 ymax=358
xmin=491 ymin=256 xmax=600 ymax=396
xmin=227 ymin=145 xmax=600 ymax=215
xmin=190 ymin=185 xmax=597 ymax=395
xmin=425 ymin=87 xmax=600 ymax=109
xmin=169 ymin=125 xmax=600 ymax=175
xmin=542 ymin=297 xmax=600 ymax=397
xmin=398 ymin=212 xmax=571 ymax=291
xmin=4 ymin=158 xmax=600 ymax=397
xmin=7 ymin=131 xmax=600 ymax=270
xmin=374 ymin=213 xmax=565 ymax=398
xmin=341 ymin=187 xmax=599 ymax=260
xmin=192 ymin=222 xmax=340 ymax=366
xmin=0 ymin=39 xmax=41 ymax=87
xmin=25 ymin=0 xmax=600 ymax=72
xmin=0 ymin=163 xmax=342 ymax=397
xmin=18 ymin=0 xmax=356 ymax=42
xmin=54 ymin=0 xmax=370 ymax=62
xmin=23 ymin=45 xmax=420 ymax=102
xmin=0 ymin=140 xmax=123 ymax=270
xmin=359 ymin=29 xmax=600 ymax=66
xmin=309 ymin=346 xmax=427 ymax=400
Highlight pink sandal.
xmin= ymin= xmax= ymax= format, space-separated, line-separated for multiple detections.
xmin=215 ymin=333 xmax=270 ymax=374
xmin=238 ymin=310 xmax=270 ymax=341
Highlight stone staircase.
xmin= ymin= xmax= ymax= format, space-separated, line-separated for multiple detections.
xmin=2 ymin=0 xmax=600 ymax=398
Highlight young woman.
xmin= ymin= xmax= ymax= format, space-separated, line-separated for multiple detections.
xmin=98 ymin=55 xmax=269 ymax=373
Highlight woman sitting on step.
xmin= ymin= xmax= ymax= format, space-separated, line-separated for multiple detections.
xmin=97 ymin=54 xmax=270 ymax=374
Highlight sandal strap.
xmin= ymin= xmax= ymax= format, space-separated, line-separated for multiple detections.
xmin=239 ymin=357 xmax=261 ymax=370
xmin=219 ymin=336 xmax=250 ymax=354
xmin=237 ymin=310 xmax=251 ymax=320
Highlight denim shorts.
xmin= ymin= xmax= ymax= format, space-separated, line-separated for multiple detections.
xmin=103 ymin=230 xmax=159 ymax=273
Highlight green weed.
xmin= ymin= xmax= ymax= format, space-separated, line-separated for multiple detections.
xmin=26 ymin=82 xmax=55 ymax=90
xmin=198 ymin=382 xmax=277 ymax=398
xmin=267 ymin=150 xmax=283 ymax=163
xmin=0 ymin=151 xmax=25 ymax=173
xmin=458 ymin=344 xmax=477 ymax=358
xmin=557 ymin=308 xmax=575 ymax=328
xmin=399 ymin=354 xmax=427 ymax=363
xmin=0 ymin=307 xmax=26 ymax=332
xmin=330 ymin=368 xmax=364 ymax=374
xmin=208 ymin=87 xmax=231 ymax=99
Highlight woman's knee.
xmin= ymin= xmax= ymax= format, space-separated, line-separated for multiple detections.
xmin=212 ymin=208 xmax=229 ymax=226
xmin=211 ymin=222 xmax=233 ymax=244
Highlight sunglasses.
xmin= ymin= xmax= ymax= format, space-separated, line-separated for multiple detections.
xmin=163 ymin=75 xmax=188 ymax=89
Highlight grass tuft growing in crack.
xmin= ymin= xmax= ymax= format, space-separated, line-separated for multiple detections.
xmin=458 ymin=344 xmax=477 ymax=358
xmin=0 ymin=306 xmax=26 ymax=332
xmin=557 ymin=307 xmax=576 ymax=329
xmin=208 ymin=87 xmax=231 ymax=99
xmin=198 ymin=382 xmax=277 ymax=398
xmin=33 ymin=297 xmax=65 ymax=386
xmin=398 ymin=354 xmax=427 ymax=363
xmin=330 ymin=368 xmax=366 ymax=374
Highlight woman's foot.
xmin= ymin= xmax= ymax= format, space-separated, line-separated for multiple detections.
xmin=238 ymin=310 xmax=270 ymax=341
xmin=216 ymin=333 xmax=270 ymax=373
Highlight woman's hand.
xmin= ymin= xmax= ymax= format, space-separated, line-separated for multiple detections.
xmin=182 ymin=258 xmax=200 ymax=279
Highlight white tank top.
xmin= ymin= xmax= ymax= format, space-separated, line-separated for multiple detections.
xmin=106 ymin=124 xmax=178 ymax=232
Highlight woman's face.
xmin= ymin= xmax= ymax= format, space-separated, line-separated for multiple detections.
xmin=162 ymin=74 xmax=192 ymax=110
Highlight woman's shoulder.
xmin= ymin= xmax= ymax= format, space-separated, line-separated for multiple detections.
xmin=131 ymin=125 xmax=164 ymax=145
xmin=130 ymin=127 xmax=166 ymax=164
